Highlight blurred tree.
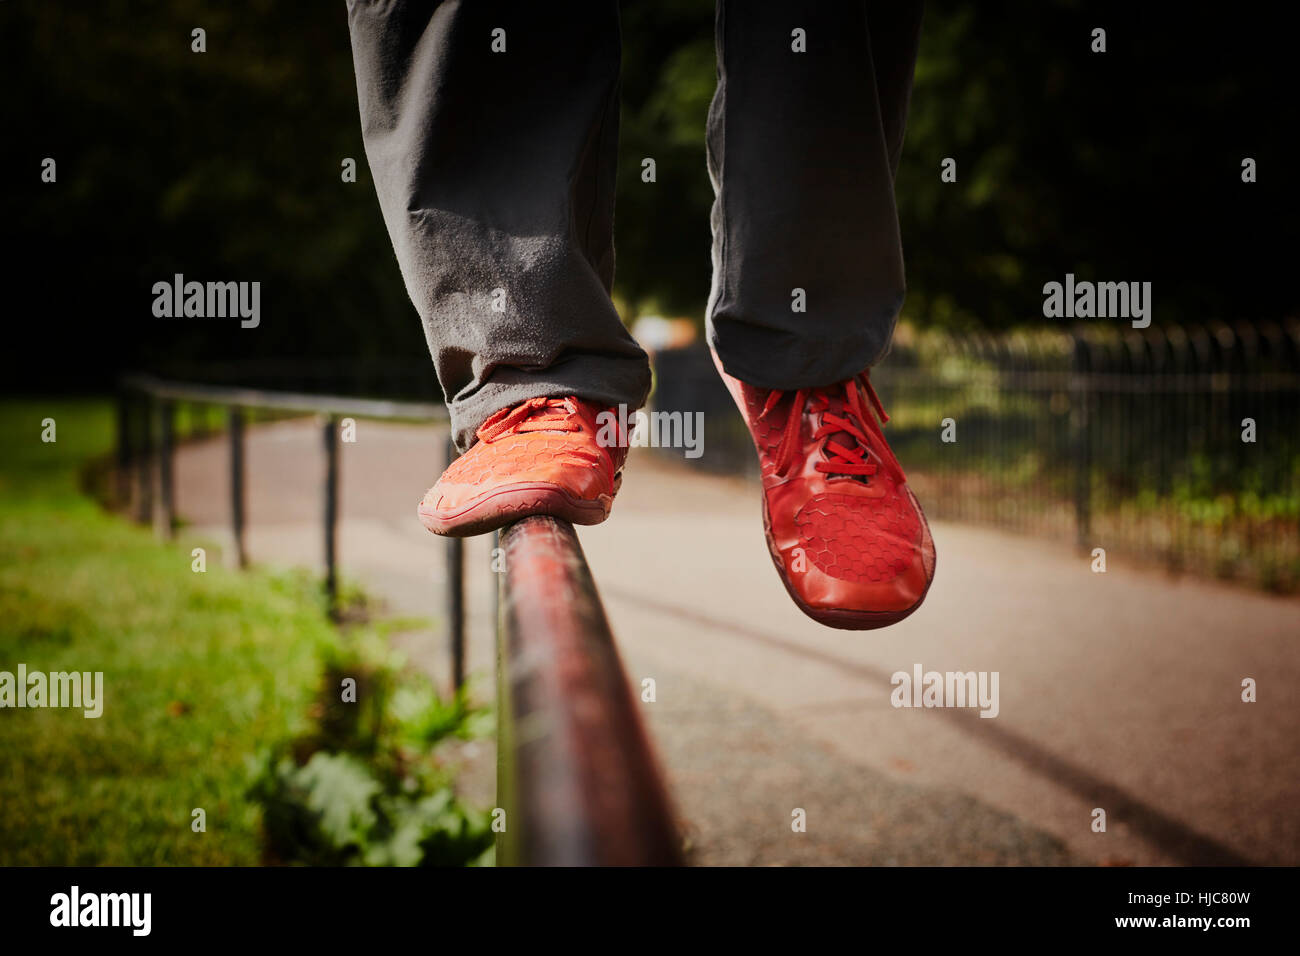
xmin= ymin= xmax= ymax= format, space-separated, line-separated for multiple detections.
xmin=612 ymin=0 xmax=1300 ymax=330
xmin=895 ymin=1 xmax=1299 ymax=330
xmin=614 ymin=0 xmax=716 ymax=319
xmin=2 ymin=0 xmax=1296 ymax=392
xmin=2 ymin=0 xmax=422 ymax=387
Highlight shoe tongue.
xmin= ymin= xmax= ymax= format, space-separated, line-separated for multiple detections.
xmin=525 ymin=398 xmax=577 ymax=427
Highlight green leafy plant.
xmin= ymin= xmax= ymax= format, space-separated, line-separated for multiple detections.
xmin=249 ymin=641 xmax=494 ymax=867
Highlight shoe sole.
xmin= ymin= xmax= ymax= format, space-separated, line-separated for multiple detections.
xmin=761 ymin=495 xmax=936 ymax=630
xmin=418 ymin=481 xmax=615 ymax=538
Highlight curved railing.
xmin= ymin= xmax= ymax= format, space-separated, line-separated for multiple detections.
xmin=117 ymin=376 xmax=683 ymax=867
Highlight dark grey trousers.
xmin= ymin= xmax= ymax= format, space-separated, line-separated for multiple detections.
xmin=346 ymin=1 xmax=922 ymax=449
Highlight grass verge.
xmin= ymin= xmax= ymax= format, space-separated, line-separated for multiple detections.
xmin=0 ymin=399 xmax=334 ymax=863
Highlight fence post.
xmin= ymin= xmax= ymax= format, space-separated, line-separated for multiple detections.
xmin=135 ymin=393 xmax=154 ymax=525
xmin=445 ymin=432 xmax=465 ymax=693
xmin=1071 ymin=336 xmax=1092 ymax=550
xmin=115 ymin=389 xmax=133 ymax=508
xmin=228 ymin=407 xmax=247 ymax=569
xmin=155 ymin=400 xmax=176 ymax=540
xmin=323 ymin=415 xmax=339 ymax=619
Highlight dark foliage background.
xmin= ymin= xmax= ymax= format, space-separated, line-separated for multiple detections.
xmin=2 ymin=0 xmax=1296 ymax=392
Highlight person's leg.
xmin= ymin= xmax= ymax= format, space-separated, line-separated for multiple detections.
xmin=706 ymin=0 xmax=934 ymax=630
xmin=346 ymin=0 xmax=650 ymax=451
xmin=706 ymin=0 xmax=923 ymax=388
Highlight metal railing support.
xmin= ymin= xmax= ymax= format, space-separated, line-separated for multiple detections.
xmin=115 ymin=390 xmax=132 ymax=507
xmin=228 ymin=407 xmax=247 ymax=569
xmin=135 ymin=393 xmax=153 ymax=525
xmin=154 ymin=400 xmax=175 ymax=540
xmin=323 ymin=415 xmax=339 ymax=618
xmin=1070 ymin=336 xmax=1092 ymax=550
xmin=495 ymin=515 xmax=682 ymax=866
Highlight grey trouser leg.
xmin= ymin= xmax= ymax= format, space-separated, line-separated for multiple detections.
xmin=346 ymin=1 xmax=651 ymax=450
xmin=707 ymin=0 xmax=923 ymax=390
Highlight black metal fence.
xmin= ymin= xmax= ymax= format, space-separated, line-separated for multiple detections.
xmin=652 ymin=322 xmax=1300 ymax=593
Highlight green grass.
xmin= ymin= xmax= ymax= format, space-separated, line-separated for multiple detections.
xmin=0 ymin=399 xmax=333 ymax=864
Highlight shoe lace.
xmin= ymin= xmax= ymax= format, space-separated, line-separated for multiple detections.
xmin=759 ymin=373 xmax=904 ymax=482
xmin=477 ymin=395 xmax=584 ymax=443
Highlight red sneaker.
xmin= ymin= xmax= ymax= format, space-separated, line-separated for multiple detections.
xmin=418 ymin=396 xmax=627 ymax=537
xmin=713 ymin=351 xmax=935 ymax=629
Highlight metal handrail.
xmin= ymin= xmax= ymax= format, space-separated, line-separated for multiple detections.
xmin=117 ymin=376 xmax=452 ymax=621
xmin=121 ymin=374 xmax=447 ymax=421
xmin=495 ymin=516 xmax=682 ymax=866
xmin=118 ymin=377 xmax=682 ymax=866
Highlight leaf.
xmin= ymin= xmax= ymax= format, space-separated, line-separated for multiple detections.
xmin=295 ymin=752 xmax=381 ymax=850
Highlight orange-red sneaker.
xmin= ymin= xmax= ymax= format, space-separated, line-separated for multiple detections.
xmin=713 ymin=350 xmax=936 ymax=630
xmin=418 ymin=396 xmax=628 ymax=537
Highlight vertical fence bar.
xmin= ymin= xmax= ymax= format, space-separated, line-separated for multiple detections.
xmin=323 ymin=415 xmax=339 ymax=618
xmin=115 ymin=389 xmax=133 ymax=508
xmin=228 ymin=407 xmax=247 ymax=569
xmin=445 ymin=432 xmax=465 ymax=692
xmin=135 ymin=393 xmax=154 ymax=525
xmin=155 ymin=400 xmax=176 ymax=540
xmin=1071 ymin=336 xmax=1092 ymax=550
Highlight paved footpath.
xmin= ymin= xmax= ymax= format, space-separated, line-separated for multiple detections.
xmin=175 ymin=419 xmax=1299 ymax=866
